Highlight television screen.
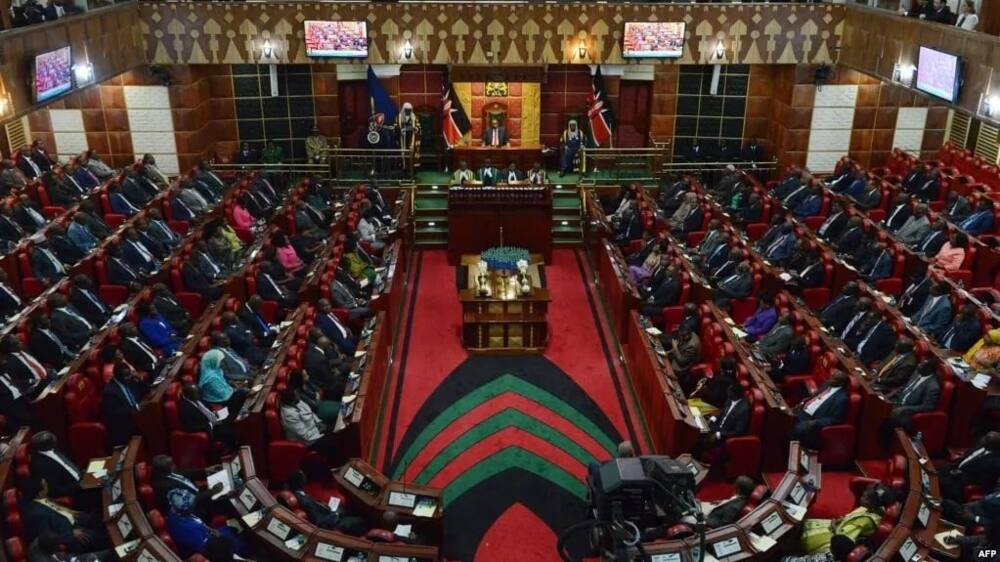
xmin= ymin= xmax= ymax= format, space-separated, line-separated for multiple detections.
xmin=34 ymin=46 xmax=73 ymax=103
xmin=623 ymin=22 xmax=685 ymax=59
xmin=915 ymin=46 xmax=962 ymax=103
xmin=304 ymin=21 xmax=368 ymax=58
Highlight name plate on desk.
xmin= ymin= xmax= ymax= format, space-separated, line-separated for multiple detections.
xmin=713 ymin=537 xmax=742 ymax=558
xmin=651 ymin=554 xmax=681 ymax=562
xmin=266 ymin=517 xmax=291 ymax=540
xmin=116 ymin=514 xmax=133 ymax=539
xmin=238 ymin=488 xmax=258 ymax=511
xmin=918 ymin=503 xmax=930 ymax=528
xmin=387 ymin=491 xmax=417 ymax=508
xmin=900 ymin=537 xmax=918 ymax=561
xmin=344 ymin=467 xmax=365 ymax=488
xmin=790 ymin=482 xmax=806 ymax=505
xmin=111 ymin=478 xmax=122 ymax=502
xmin=760 ymin=510 xmax=783 ymax=534
xmin=137 ymin=550 xmax=160 ymax=562
xmin=314 ymin=544 xmax=345 ymax=561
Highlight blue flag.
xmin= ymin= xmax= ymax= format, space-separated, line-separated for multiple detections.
xmin=367 ymin=65 xmax=398 ymax=127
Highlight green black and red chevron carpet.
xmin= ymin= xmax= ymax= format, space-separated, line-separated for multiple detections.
xmin=372 ymin=249 xmax=649 ymax=562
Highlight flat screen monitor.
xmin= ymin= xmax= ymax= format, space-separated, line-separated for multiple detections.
xmin=33 ymin=46 xmax=73 ymax=103
xmin=304 ymin=21 xmax=368 ymax=58
xmin=623 ymin=22 xmax=685 ymax=59
xmin=915 ymin=46 xmax=962 ymax=103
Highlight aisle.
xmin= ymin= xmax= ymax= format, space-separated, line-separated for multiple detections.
xmin=373 ymin=249 xmax=647 ymax=562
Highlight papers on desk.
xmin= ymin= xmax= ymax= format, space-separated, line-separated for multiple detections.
xmin=393 ymin=523 xmax=412 ymax=538
xmin=972 ymin=373 xmax=993 ymax=389
xmin=238 ymin=488 xmax=257 ymax=511
xmin=899 ymin=537 xmax=918 ymax=562
xmin=379 ymin=557 xmax=411 ymax=562
xmin=749 ymin=532 xmax=776 ymax=553
xmin=778 ymin=272 xmax=793 ymax=282
xmin=413 ymin=497 xmax=438 ymax=518
xmin=731 ymin=327 xmax=748 ymax=339
xmin=651 ymin=555 xmax=681 ymax=562
xmin=314 ymin=544 xmax=345 ymax=561
xmin=107 ymin=502 xmax=123 ymax=517
xmin=645 ymin=326 xmax=662 ymax=337
xmin=207 ymin=466 xmax=234 ymax=500
xmin=760 ymin=510 xmax=783 ymax=534
xmin=114 ymin=539 xmax=140 ymax=559
xmin=284 ymin=534 xmax=306 ymax=551
xmin=344 ymin=467 xmax=365 ymax=487
xmin=215 ymin=407 xmax=230 ymax=422
xmin=387 ymin=491 xmax=417 ymax=509
xmin=327 ymin=496 xmax=341 ymax=512
xmin=111 ymin=479 xmax=123 ymax=501
xmin=935 ymin=529 xmax=963 ymax=549
xmin=241 ymin=509 xmax=264 ymax=528
xmin=137 ymin=550 xmax=160 ymax=562
xmin=86 ymin=459 xmax=106 ymax=474
xmin=359 ymin=278 xmax=370 ymax=288
xmin=781 ymin=500 xmax=806 ymax=521
xmin=266 ymin=517 xmax=292 ymax=540
xmin=354 ymin=350 xmax=366 ymax=358
xmin=918 ymin=502 xmax=930 ymax=527
xmin=110 ymin=305 xmax=129 ymax=325
xmin=250 ymin=384 xmax=264 ymax=393
xmin=117 ymin=513 xmax=134 ymax=539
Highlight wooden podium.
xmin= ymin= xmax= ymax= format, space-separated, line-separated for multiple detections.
xmin=447 ymin=184 xmax=553 ymax=264
xmin=458 ymin=255 xmax=549 ymax=353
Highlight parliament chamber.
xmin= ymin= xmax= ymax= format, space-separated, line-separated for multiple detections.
xmin=0 ymin=1 xmax=999 ymax=562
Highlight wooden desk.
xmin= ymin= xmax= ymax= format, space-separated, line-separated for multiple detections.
xmin=459 ymin=266 xmax=550 ymax=353
xmin=450 ymin=146 xmax=543 ymax=172
xmin=594 ymin=240 xmax=640 ymax=344
xmin=446 ymin=185 xmax=553 ymax=264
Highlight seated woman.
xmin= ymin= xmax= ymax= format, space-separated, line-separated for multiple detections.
xmin=932 ymin=232 xmax=968 ymax=272
xmin=342 ymin=237 xmax=377 ymax=285
xmin=138 ymin=302 xmax=183 ymax=355
xmin=231 ymin=200 xmax=254 ymax=231
xmin=799 ymin=484 xmax=892 ymax=554
xmin=965 ymin=328 xmax=1000 ymax=372
xmin=287 ymin=369 xmax=340 ymax=423
xmin=279 ymin=388 xmax=335 ymax=457
xmin=743 ymin=294 xmax=778 ymax=341
xmin=198 ymin=350 xmax=247 ymax=412
xmin=166 ymin=488 xmax=251 ymax=558
xmin=357 ymin=200 xmax=386 ymax=252
xmin=272 ymin=233 xmax=305 ymax=275
xmin=627 ymin=241 xmax=663 ymax=285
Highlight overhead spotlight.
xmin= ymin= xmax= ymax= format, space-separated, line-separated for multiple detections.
xmin=73 ymin=62 xmax=94 ymax=85
xmin=578 ymin=40 xmax=588 ymax=60
xmin=403 ymin=39 xmax=413 ymax=60
xmin=263 ymin=40 xmax=273 ymax=59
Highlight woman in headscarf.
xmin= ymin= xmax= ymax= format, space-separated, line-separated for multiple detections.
xmin=198 ymin=350 xmax=247 ymax=411
xmin=559 ymin=119 xmax=587 ymax=177
xmin=965 ymin=328 xmax=1000 ymax=372
xmin=799 ymin=484 xmax=891 ymax=554
xmin=165 ymin=488 xmax=251 ymax=558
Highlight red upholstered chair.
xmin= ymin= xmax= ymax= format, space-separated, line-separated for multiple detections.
xmin=176 ymin=292 xmax=204 ymax=317
xmin=146 ymin=509 xmax=176 ymax=551
xmin=802 ymin=287 xmax=831 ymax=310
xmin=4 ymin=489 xmax=23 ymax=539
xmin=818 ymin=382 xmax=862 ymax=467
xmin=724 ymin=388 xmax=766 ymax=478
xmin=4 ymin=537 xmax=26 ymax=562
xmin=847 ymin=545 xmax=871 ymax=562
xmin=662 ymin=306 xmax=685 ymax=332
xmin=746 ymin=223 xmax=768 ymax=241
xmin=104 ymin=214 xmax=126 ymax=230
xmin=910 ymin=373 xmax=955 ymax=457
xmin=99 ymin=284 xmax=129 ymax=306
xmin=276 ymin=491 xmax=308 ymax=520
xmin=169 ymin=431 xmax=212 ymax=471
xmin=67 ymin=422 xmax=108 ymax=467
xmin=875 ymin=278 xmax=903 ymax=296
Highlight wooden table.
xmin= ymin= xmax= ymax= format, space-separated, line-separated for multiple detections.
xmin=450 ymin=145 xmax=544 ymax=172
xmin=458 ymin=256 xmax=550 ymax=353
xmin=447 ymin=185 xmax=553 ymax=264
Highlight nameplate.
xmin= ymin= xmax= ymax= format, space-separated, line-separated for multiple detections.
xmin=918 ymin=503 xmax=930 ymax=528
xmin=387 ymin=491 xmax=417 ymax=508
xmin=790 ymin=482 xmax=806 ymax=505
xmin=266 ymin=517 xmax=291 ymax=540
xmin=900 ymin=537 xmax=918 ymax=562
xmin=651 ymin=554 xmax=681 ymax=562
xmin=136 ymin=550 xmax=159 ymax=562
xmin=116 ymin=514 xmax=133 ymax=539
xmin=760 ymin=510 xmax=783 ymax=534
xmin=238 ymin=488 xmax=257 ymax=511
xmin=713 ymin=537 xmax=742 ymax=558
xmin=344 ymin=467 xmax=365 ymax=487
xmin=314 ymin=544 xmax=344 ymax=561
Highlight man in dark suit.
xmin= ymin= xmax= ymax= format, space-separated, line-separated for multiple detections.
xmin=925 ymin=0 xmax=953 ymax=24
xmin=47 ymin=294 xmax=93 ymax=350
xmin=28 ymin=315 xmax=74 ymax=369
xmin=286 ymin=470 xmax=369 ymax=534
xmin=176 ymin=385 xmax=236 ymax=447
xmin=0 ymin=268 xmax=23 ymax=320
xmin=46 ymin=226 xmax=84 ymax=265
xmin=756 ymin=314 xmax=794 ymax=360
xmin=860 ymin=242 xmax=893 ymax=282
xmin=741 ymin=139 xmax=763 ymax=163
xmin=302 ymin=331 xmax=348 ymax=398
xmin=944 ymin=191 xmax=973 ymax=223
xmin=16 ymin=149 xmax=43 ymax=179
xmin=476 ymin=157 xmax=500 ymax=187
xmin=761 ymin=223 xmax=796 ymax=265
xmin=687 ymin=138 xmax=705 ymax=163
xmin=706 ymin=476 xmax=756 ymax=529
xmin=879 ymin=361 xmax=941 ymax=446
xmin=854 ymin=314 xmax=897 ymax=365
xmin=716 ymin=262 xmax=753 ymax=300
xmin=871 ymin=338 xmax=918 ymax=392
xmin=710 ymin=249 xmax=743 ymax=283
xmin=821 ymin=283 xmax=862 ymax=331
xmin=69 ymin=276 xmax=110 ymax=327
xmin=28 ymin=432 xmax=82 ymax=500
xmin=899 ymin=272 xmax=932 ymax=316
xmin=105 ymin=250 xmax=141 ymax=287
xmin=101 ymin=362 xmax=148 ymax=448
xmin=816 ymin=203 xmax=848 ymax=242
xmin=915 ymin=219 xmax=949 ymax=257
xmin=118 ymin=323 xmax=162 ymax=375
xmin=937 ymin=431 xmax=1000 ymax=502
xmin=181 ymin=261 xmax=222 ymax=301
xmin=482 ymin=118 xmax=509 ymax=148
xmin=255 ymin=262 xmax=297 ymax=310
xmin=150 ymin=453 xmax=226 ymax=518
xmin=695 ymin=384 xmax=751 ymax=462
xmin=15 ymin=195 xmax=49 ymax=234
xmin=913 ymin=282 xmax=953 ymax=340
xmin=152 ymin=284 xmax=192 ymax=335
xmin=502 ymin=163 xmax=523 ymax=184
xmin=221 ymin=312 xmax=266 ymax=366
xmin=833 ymin=217 xmax=866 ymax=262
xmin=770 ymin=336 xmax=811 ymax=383
xmin=328 ymin=278 xmax=374 ymax=322
xmin=939 ymin=304 xmax=982 ymax=352
xmin=2 ymin=336 xmax=49 ymax=395
xmin=640 ymin=262 xmax=680 ymax=317
xmin=237 ymin=295 xmax=276 ymax=345
xmin=789 ymin=370 xmax=850 ymax=449
xmin=853 ymin=181 xmax=883 ymax=211
xmin=884 ymin=194 xmax=914 ymax=232
xmin=316 ymin=299 xmax=357 ymax=356
xmin=120 ymin=171 xmax=153 ymax=206
xmin=18 ymin=476 xmax=107 ymax=553
xmin=212 ymin=334 xmax=253 ymax=383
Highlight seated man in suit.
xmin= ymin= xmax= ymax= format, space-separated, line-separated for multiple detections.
xmin=792 ymin=186 xmax=823 ymax=218
xmin=705 ymin=476 xmax=757 ymax=529
xmin=859 ymin=241 xmax=893 ymax=283
xmin=853 ymin=180 xmax=883 ymax=211
xmin=46 ymin=225 xmax=85 ymax=266
xmin=896 ymin=204 xmax=932 ymax=247
xmin=761 ymin=223 xmax=797 ymax=265
xmin=770 ymin=335 xmax=811 ymax=383
xmin=772 ymin=167 xmax=804 ymax=201
xmin=695 ymin=384 xmax=750 ymax=463
xmin=527 ymin=161 xmax=547 ymax=185
xmin=854 ymin=313 xmax=897 ymax=365
xmin=118 ymin=322 xmax=163 ymax=376
xmin=944 ymin=191 xmax=973 ymax=224
xmin=328 ymin=276 xmax=374 ymax=323
xmin=101 ymin=362 xmax=148 ymax=448
xmin=0 ymin=268 xmax=23 ymax=321
xmin=47 ymin=294 xmax=93 ymax=350
xmin=153 ymin=284 xmax=193 ymax=335
xmin=915 ymin=218 xmax=949 ymax=257
xmin=960 ymin=198 xmax=996 ymax=236
xmin=912 ymin=167 xmax=942 ymax=202
xmin=938 ymin=304 xmax=982 ymax=352
xmin=833 ymin=217 xmax=867 ymax=263
xmin=69 ymin=275 xmax=111 ymax=327
xmin=879 ymin=360 xmax=941 ymax=447
xmin=104 ymin=248 xmax=141 ymax=288
xmin=285 ymin=470 xmax=369 ymax=535
xmin=28 ymin=432 xmax=82 ymax=501
xmin=28 ymin=314 xmax=75 ymax=369
xmin=937 ymin=431 xmax=1000 ymax=502
xmin=640 ymin=261 xmax=681 ymax=317
xmin=820 ymin=283 xmax=861 ymax=332
xmin=452 ymin=160 xmax=475 ymax=185
xmin=940 ymin=477 xmax=1000 ymax=531
xmin=107 ymin=183 xmax=141 ymax=216
xmin=786 ymin=246 xmax=825 ymax=289
xmin=315 ymin=299 xmax=357 ymax=356
xmin=150 ymin=453 xmax=226 ymax=518
xmin=482 ymin=117 xmax=509 ymax=148
xmin=236 ymin=295 xmax=277 ymax=346
xmin=871 ymin=338 xmax=918 ymax=393
xmin=884 ymin=194 xmax=914 ymax=232
xmin=666 ymin=323 xmax=701 ymax=378
xmin=477 ymin=157 xmax=499 ymax=187
xmin=181 ymin=261 xmax=223 ymax=302
xmin=3 ymin=335 xmax=50 ymax=395
xmin=138 ymin=301 xmax=182 ymax=355
xmin=120 ymin=228 xmax=159 ymax=275
xmin=715 ymin=262 xmax=753 ymax=300
xmin=66 ymin=214 xmax=98 ymax=254
xmin=756 ymin=313 xmax=795 ymax=361
xmin=502 ymin=162 xmax=523 ymax=184
xmin=177 ymin=384 xmax=236 ymax=448
xmin=221 ymin=311 xmax=267 ymax=366
xmin=18 ymin=476 xmax=108 ymax=553
xmin=789 ymin=370 xmax=850 ymax=449
xmin=255 ymin=261 xmax=298 ymax=311
xmin=912 ymin=282 xmax=953 ymax=340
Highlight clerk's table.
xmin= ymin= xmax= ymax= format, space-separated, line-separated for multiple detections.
xmin=458 ymin=255 xmax=550 ymax=353
xmin=447 ymin=183 xmax=553 ymax=264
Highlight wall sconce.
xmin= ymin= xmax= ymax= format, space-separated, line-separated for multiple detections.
xmin=714 ymin=41 xmax=725 ymax=60
xmin=0 ymin=94 xmax=10 ymax=117
xmin=262 ymin=40 xmax=273 ymax=59
xmin=578 ymin=40 xmax=588 ymax=60
xmin=894 ymin=63 xmax=916 ymax=87
xmin=403 ymin=40 xmax=413 ymax=60
xmin=981 ymin=94 xmax=999 ymax=119
xmin=72 ymin=62 xmax=94 ymax=85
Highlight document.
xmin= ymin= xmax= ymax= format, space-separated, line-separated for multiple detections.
xmin=266 ymin=517 xmax=291 ymax=540
xmin=327 ymin=496 xmax=341 ymax=512
xmin=393 ymin=523 xmax=412 ymax=538
xmin=241 ymin=509 xmax=264 ymax=527
xmin=215 ymin=407 xmax=230 ymax=422
xmin=749 ymin=532 xmax=776 ymax=552
xmin=86 ymin=459 xmax=107 ymax=474
xmin=314 ymin=544 xmax=345 ymax=561
xmin=413 ymin=498 xmax=437 ymax=517
xmin=344 ymin=467 xmax=365 ymax=487
xmin=387 ymin=491 xmax=417 ymax=508
xmin=113 ymin=540 xmax=140 ymax=559
xmin=207 ymin=467 xmax=234 ymax=500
